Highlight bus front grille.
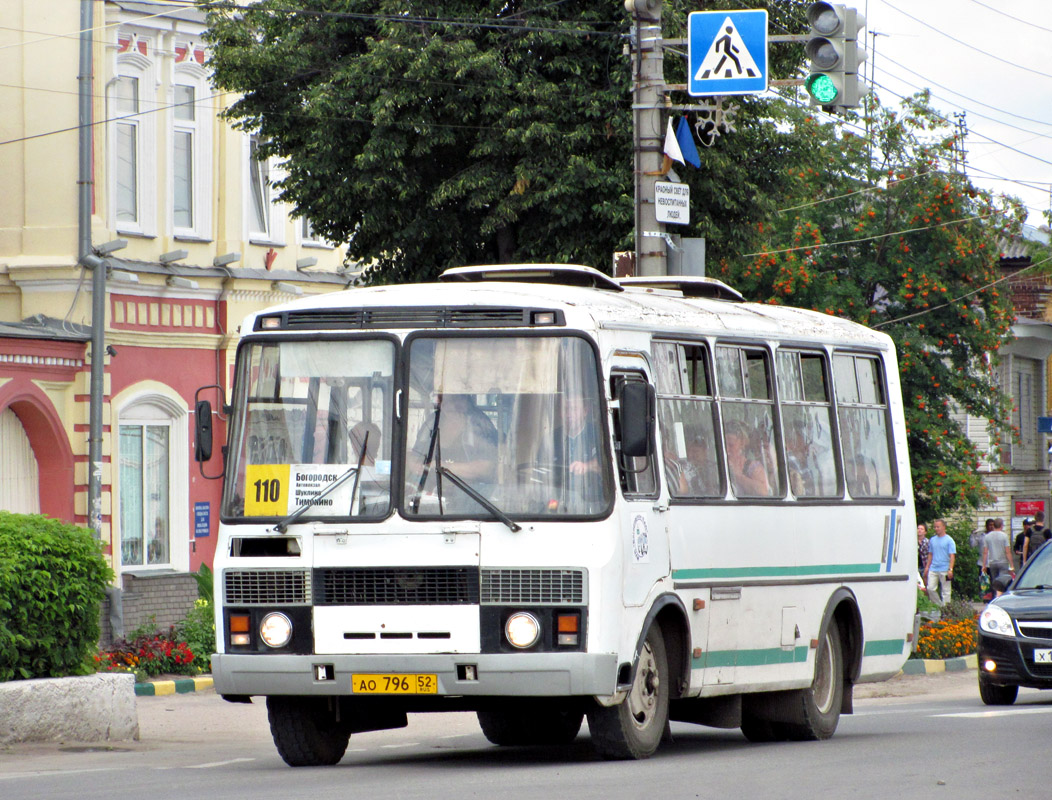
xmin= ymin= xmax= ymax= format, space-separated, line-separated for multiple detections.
xmin=481 ymin=568 xmax=586 ymax=605
xmin=224 ymin=569 xmax=311 ymax=605
xmin=314 ymin=567 xmax=481 ymax=605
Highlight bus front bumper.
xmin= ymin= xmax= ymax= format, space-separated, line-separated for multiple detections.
xmin=212 ymin=652 xmax=620 ymax=698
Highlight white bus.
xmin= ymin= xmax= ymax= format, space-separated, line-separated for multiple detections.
xmin=199 ymin=264 xmax=917 ymax=765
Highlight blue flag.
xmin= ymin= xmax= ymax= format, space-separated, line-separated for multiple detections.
xmin=675 ymin=116 xmax=701 ymax=169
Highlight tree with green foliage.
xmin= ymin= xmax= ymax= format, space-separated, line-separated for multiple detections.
xmin=202 ymin=0 xmax=815 ymax=282
xmin=716 ymin=92 xmax=1022 ymax=521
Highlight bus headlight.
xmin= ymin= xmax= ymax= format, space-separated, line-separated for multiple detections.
xmin=979 ymin=605 xmax=1014 ymax=637
xmin=260 ymin=612 xmax=293 ymax=648
xmin=505 ymin=612 xmax=541 ymax=649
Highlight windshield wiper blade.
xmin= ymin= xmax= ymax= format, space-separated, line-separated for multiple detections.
xmin=436 ymin=465 xmax=521 ymax=532
xmin=272 ymin=431 xmax=371 ymax=533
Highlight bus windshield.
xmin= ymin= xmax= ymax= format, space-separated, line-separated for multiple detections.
xmin=223 ymin=338 xmax=396 ymax=520
xmin=403 ymin=335 xmax=611 ymax=519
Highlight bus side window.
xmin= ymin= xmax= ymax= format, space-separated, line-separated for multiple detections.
xmin=654 ymin=341 xmax=723 ymax=499
xmin=612 ymin=374 xmax=658 ymax=497
xmin=716 ymin=345 xmax=782 ymax=498
xmin=776 ymin=350 xmax=840 ymax=498
xmin=833 ymin=353 xmax=896 ymax=498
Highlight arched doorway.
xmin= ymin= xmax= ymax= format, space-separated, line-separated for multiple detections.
xmin=0 ymin=407 xmax=40 ymax=513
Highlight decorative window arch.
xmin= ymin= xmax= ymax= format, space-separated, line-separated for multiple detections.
xmin=114 ymin=387 xmax=189 ymax=573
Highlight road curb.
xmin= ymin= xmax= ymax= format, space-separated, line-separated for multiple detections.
xmin=135 ymin=676 xmax=213 ymax=697
xmin=901 ymin=653 xmax=977 ymax=675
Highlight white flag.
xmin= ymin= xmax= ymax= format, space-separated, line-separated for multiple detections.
xmin=664 ymin=118 xmax=685 ymax=165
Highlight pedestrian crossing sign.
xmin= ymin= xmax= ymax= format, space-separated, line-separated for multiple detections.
xmin=687 ymin=10 xmax=768 ymax=97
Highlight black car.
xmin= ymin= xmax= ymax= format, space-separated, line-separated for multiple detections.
xmin=977 ymin=541 xmax=1052 ymax=705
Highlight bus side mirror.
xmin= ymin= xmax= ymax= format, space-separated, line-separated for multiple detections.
xmin=619 ymin=381 xmax=655 ymax=459
xmin=195 ymin=400 xmax=213 ymax=462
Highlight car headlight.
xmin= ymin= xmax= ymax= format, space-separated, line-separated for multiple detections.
xmin=979 ymin=605 xmax=1014 ymax=637
xmin=260 ymin=612 xmax=293 ymax=648
xmin=505 ymin=612 xmax=541 ymax=649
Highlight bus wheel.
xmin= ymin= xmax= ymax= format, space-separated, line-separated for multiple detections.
xmin=477 ymin=709 xmax=584 ymax=746
xmin=587 ymin=625 xmax=669 ymax=760
xmin=784 ymin=619 xmax=843 ymax=741
xmin=267 ymin=696 xmax=351 ymax=767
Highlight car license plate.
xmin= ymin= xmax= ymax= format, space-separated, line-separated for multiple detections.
xmin=1034 ymin=649 xmax=1052 ymax=664
xmin=352 ymin=673 xmax=438 ymax=694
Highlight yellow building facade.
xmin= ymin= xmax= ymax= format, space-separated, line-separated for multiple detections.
xmin=0 ymin=1 xmax=353 ymax=628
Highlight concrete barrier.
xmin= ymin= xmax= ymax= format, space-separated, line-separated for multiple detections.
xmin=0 ymin=673 xmax=139 ymax=744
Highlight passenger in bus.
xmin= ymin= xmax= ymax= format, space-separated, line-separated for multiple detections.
xmin=553 ymin=390 xmax=605 ymax=510
xmin=411 ymin=393 xmax=498 ymax=482
xmin=785 ymin=422 xmax=817 ymax=497
xmin=725 ymin=420 xmax=772 ymax=497
xmin=349 ymin=421 xmax=381 ymax=467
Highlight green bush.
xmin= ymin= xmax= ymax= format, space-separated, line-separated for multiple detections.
xmin=946 ymin=518 xmax=982 ymax=601
xmin=0 ymin=511 xmax=113 ymax=681
xmin=176 ymin=599 xmax=215 ymax=673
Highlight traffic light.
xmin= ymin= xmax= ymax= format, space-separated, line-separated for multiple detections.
xmin=804 ymin=2 xmax=866 ymax=110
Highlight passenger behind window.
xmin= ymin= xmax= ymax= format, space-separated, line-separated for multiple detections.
xmin=725 ymin=419 xmax=773 ymax=497
xmin=350 ymin=421 xmax=381 ymax=466
xmin=786 ymin=420 xmax=816 ymax=497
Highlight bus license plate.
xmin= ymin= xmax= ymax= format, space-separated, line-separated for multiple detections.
xmin=352 ymin=674 xmax=438 ymax=694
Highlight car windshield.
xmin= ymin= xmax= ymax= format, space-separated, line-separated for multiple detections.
xmin=402 ymin=335 xmax=612 ymax=520
xmin=223 ymin=339 xmax=395 ymax=521
xmin=1016 ymin=542 xmax=1052 ymax=589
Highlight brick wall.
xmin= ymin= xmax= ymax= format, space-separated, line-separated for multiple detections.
xmin=99 ymin=572 xmax=198 ymax=646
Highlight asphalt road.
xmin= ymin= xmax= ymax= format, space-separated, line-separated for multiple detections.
xmin=1 ymin=670 xmax=1045 ymax=800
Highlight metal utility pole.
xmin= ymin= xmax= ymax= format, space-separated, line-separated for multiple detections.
xmin=626 ymin=0 xmax=667 ymax=277
xmin=77 ymin=0 xmax=106 ymax=537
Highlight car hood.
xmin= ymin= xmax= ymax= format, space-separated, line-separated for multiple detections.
xmin=991 ymin=589 xmax=1052 ymax=618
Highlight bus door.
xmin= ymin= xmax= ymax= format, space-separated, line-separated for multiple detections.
xmin=610 ymin=365 xmax=669 ymax=607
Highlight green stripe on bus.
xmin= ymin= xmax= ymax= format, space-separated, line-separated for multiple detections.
xmin=672 ymin=563 xmax=882 ymax=580
xmin=863 ymin=639 xmax=906 ymax=656
xmin=692 ymin=646 xmax=810 ymax=669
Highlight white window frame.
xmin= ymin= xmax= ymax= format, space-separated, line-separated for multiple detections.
xmin=110 ymin=39 xmax=157 ymax=237
xmin=114 ymin=392 xmax=189 ymax=574
xmin=297 ymin=215 xmax=331 ymax=248
xmin=171 ymin=61 xmax=212 ymax=240
xmin=244 ymin=133 xmax=287 ymax=246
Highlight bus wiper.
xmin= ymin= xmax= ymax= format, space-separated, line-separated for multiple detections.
xmin=436 ymin=465 xmax=521 ymax=533
xmin=272 ymin=431 xmax=370 ymax=533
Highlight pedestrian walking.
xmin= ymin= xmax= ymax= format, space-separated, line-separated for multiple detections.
xmin=982 ymin=517 xmax=1014 ymax=590
xmin=924 ymin=518 xmax=956 ymax=606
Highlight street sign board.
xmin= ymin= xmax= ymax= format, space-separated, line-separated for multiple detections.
xmin=655 ymin=181 xmax=689 ymax=225
xmin=688 ymin=10 xmax=768 ymax=97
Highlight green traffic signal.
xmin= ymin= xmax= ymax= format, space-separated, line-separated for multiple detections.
xmin=806 ymin=73 xmax=839 ymax=104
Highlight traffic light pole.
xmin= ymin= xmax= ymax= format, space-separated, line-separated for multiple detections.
xmin=627 ymin=0 xmax=666 ymax=277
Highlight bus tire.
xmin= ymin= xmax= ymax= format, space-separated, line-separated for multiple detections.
xmin=266 ymin=696 xmax=351 ymax=767
xmin=477 ymin=709 xmax=584 ymax=746
xmin=783 ymin=619 xmax=843 ymax=741
xmin=587 ymin=625 xmax=669 ymax=760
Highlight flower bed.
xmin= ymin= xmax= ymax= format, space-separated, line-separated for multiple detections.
xmin=913 ymin=615 xmax=978 ymax=660
xmin=96 ymin=628 xmax=203 ymax=684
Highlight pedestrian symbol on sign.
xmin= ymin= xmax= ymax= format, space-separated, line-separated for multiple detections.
xmin=695 ymin=18 xmax=761 ymax=82
xmin=687 ymin=10 xmax=768 ymax=97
